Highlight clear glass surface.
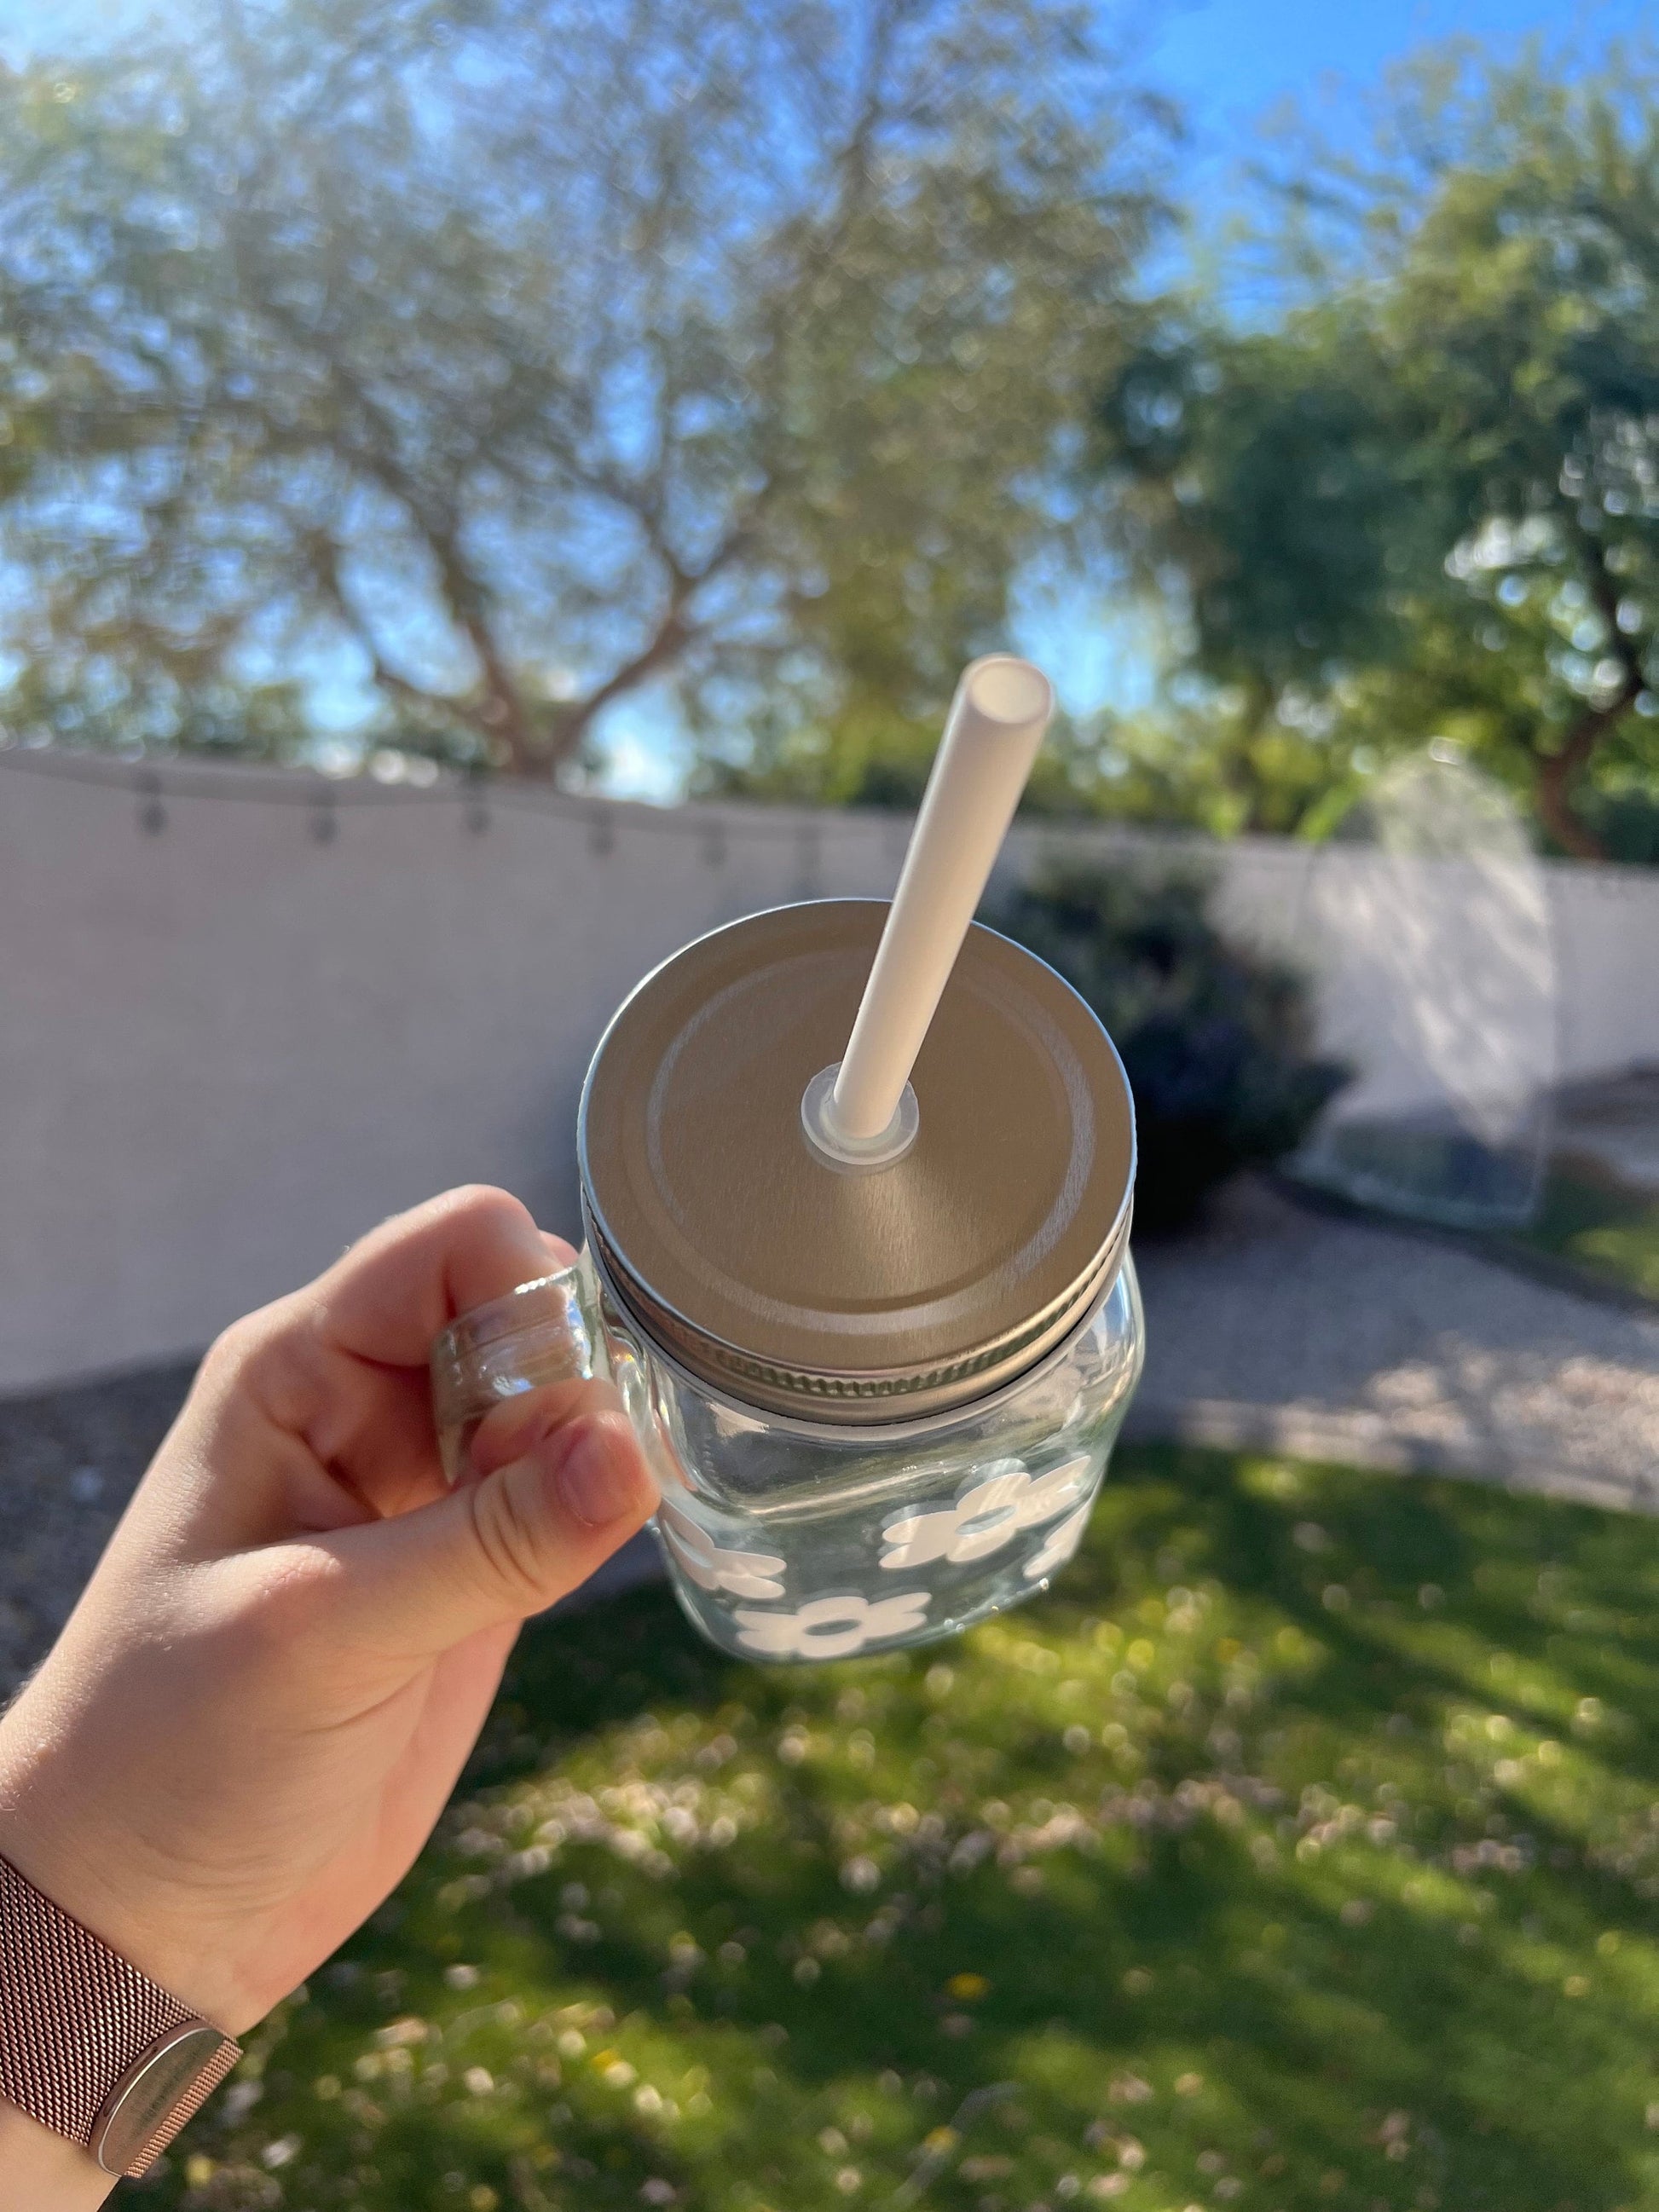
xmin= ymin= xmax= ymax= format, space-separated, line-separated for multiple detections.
xmin=1292 ymin=753 xmax=1556 ymax=1228
xmin=433 ymin=1250 xmax=1145 ymax=1662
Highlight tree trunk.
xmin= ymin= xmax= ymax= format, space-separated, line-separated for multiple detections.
xmin=1535 ymin=521 xmax=1644 ymax=863
xmin=1535 ymin=687 xmax=1636 ymax=863
xmin=471 ymin=655 xmax=538 ymax=780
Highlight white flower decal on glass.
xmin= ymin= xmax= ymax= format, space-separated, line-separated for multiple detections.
xmin=657 ymin=1497 xmax=786 ymax=1601
xmin=1021 ymin=1500 xmax=1091 ymax=1582
xmin=732 ymin=1591 xmax=930 ymax=1660
xmin=879 ymin=1454 xmax=1095 ymax=1573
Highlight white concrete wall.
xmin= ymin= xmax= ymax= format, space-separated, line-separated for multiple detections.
xmin=3 ymin=749 xmax=1656 ymax=1394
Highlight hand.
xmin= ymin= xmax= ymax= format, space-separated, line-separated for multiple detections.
xmin=0 ymin=1187 xmax=656 ymax=2199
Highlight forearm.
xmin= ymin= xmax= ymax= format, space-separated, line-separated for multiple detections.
xmin=0 ymin=2102 xmax=118 ymax=2210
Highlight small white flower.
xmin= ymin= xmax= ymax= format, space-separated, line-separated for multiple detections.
xmin=1022 ymin=1500 xmax=1091 ymax=1581
xmin=658 ymin=1497 xmax=786 ymax=1600
xmin=880 ymin=1454 xmax=1095 ymax=1572
xmin=732 ymin=1590 xmax=930 ymax=1660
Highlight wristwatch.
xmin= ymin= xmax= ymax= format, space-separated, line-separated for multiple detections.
xmin=0 ymin=1852 xmax=242 ymax=2177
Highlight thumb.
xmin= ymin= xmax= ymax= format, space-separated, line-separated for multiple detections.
xmin=325 ymin=1382 xmax=659 ymax=1654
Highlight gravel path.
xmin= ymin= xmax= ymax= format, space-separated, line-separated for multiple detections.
xmin=3 ymin=1177 xmax=1654 ymax=1694
xmin=0 ymin=1361 xmax=195 ymax=1700
xmin=0 ymin=1356 xmax=660 ymax=1701
xmin=1128 ymin=1177 xmax=1659 ymax=1513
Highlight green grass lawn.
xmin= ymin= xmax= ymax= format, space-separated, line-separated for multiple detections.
xmin=1506 ymin=1158 xmax=1659 ymax=1306
xmin=136 ymin=1445 xmax=1659 ymax=2212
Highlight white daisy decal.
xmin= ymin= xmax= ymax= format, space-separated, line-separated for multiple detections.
xmin=879 ymin=1454 xmax=1095 ymax=1573
xmin=731 ymin=1590 xmax=930 ymax=1660
xmin=657 ymin=1496 xmax=786 ymax=1601
xmin=1021 ymin=1500 xmax=1091 ymax=1582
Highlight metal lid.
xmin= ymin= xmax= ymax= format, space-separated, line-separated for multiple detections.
xmin=578 ymin=899 xmax=1136 ymax=1422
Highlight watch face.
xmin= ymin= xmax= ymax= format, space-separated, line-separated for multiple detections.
xmin=90 ymin=2022 xmax=230 ymax=2174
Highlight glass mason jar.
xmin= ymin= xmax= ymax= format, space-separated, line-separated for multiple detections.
xmin=432 ymin=1239 xmax=1143 ymax=1662
xmin=431 ymin=899 xmax=1142 ymax=1664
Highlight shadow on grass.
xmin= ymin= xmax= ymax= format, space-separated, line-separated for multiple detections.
xmin=139 ymin=1446 xmax=1659 ymax=2212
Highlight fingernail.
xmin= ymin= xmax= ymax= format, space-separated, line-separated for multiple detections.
xmin=551 ymin=1420 xmax=639 ymax=1528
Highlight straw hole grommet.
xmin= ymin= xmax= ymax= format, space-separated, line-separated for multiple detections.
xmin=800 ymin=1063 xmax=919 ymax=1173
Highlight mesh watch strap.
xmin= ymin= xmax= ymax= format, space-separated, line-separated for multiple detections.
xmin=0 ymin=1851 xmax=242 ymax=2176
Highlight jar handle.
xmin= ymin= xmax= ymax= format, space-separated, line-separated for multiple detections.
xmin=430 ymin=1254 xmax=621 ymax=1486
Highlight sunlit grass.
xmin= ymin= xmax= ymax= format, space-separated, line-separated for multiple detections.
xmin=1508 ymin=1158 xmax=1659 ymax=1304
xmin=139 ymin=1446 xmax=1659 ymax=2212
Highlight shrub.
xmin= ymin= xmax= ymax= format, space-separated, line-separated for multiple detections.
xmin=993 ymin=859 xmax=1348 ymax=1230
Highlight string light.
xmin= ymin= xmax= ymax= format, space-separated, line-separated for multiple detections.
xmin=0 ymin=744 xmax=874 ymax=852
xmin=135 ymin=768 xmax=166 ymax=838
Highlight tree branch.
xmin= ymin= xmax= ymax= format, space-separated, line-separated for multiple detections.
xmin=234 ymin=252 xmax=540 ymax=769
xmin=1538 ymin=523 xmax=1646 ymax=862
xmin=542 ymin=521 xmax=758 ymax=767
xmin=1536 ymin=681 xmax=1635 ymax=862
xmin=301 ymin=523 xmax=499 ymax=750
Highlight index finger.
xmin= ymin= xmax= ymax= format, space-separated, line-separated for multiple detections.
xmin=309 ymin=1185 xmax=576 ymax=1370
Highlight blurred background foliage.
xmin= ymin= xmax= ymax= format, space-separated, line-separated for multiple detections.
xmin=0 ymin=5 xmax=1656 ymax=859
xmin=1096 ymin=46 xmax=1659 ymax=862
xmin=993 ymin=863 xmax=1349 ymax=1230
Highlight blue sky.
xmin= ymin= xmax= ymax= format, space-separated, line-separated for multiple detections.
xmin=3 ymin=0 xmax=1643 ymax=84
xmin=0 ymin=0 xmax=1647 ymax=795
xmin=1148 ymin=0 xmax=1648 ymax=153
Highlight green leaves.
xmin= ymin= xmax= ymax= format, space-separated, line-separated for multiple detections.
xmin=992 ymin=863 xmax=1347 ymax=1227
xmin=1090 ymin=45 xmax=1659 ymax=858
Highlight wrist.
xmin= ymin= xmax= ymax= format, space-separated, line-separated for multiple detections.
xmin=0 ymin=1705 xmax=260 ymax=2036
xmin=0 ymin=1839 xmax=245 ymax=2184
xmin=0 ymin=1829 xmax=252 ymax=2037
xmin=0 ymin=2101 xmax=118 ymax=2210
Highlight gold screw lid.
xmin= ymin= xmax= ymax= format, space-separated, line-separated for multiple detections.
xmin=579 ymin=900 xmax=1135 ymax=1422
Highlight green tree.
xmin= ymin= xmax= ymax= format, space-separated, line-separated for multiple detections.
xmin=0 ymin=0 xmax=1171 ymax=780
xmin=1095 ymin=43 xmax=1659 ymax=858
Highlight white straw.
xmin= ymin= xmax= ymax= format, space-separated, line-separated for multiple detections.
xmin=826 ymin=655 xmax=1054 ymax=1146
